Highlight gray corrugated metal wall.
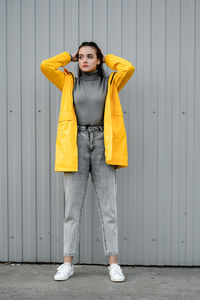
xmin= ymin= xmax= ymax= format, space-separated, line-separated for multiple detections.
xmin=0 ymin=0 xmax=200 ymax=265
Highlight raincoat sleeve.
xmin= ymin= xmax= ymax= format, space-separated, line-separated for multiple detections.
xmin=104 ymin=54 xmax=135 ymax=92
xmin=40 ymin=51 xmax=72 ymax=92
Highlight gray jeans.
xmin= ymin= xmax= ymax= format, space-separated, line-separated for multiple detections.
xmin=63 ymin=125 xmax=119 ymax=257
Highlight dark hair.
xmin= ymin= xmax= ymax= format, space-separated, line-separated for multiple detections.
xmin=76 ymin=41 xmax=108 ymax=79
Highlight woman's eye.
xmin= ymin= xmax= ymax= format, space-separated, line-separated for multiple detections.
xmin=78 ymin=55 xmax=93 ymax=59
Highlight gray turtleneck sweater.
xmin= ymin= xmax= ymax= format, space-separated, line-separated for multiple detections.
xmin=72 ymin=69 xmax=109 ymax=126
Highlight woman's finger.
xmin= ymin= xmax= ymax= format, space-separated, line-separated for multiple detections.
xmin=99 ymin=48 xmax=105 ymax=62
xmin=71 ymin=51 xmax=78 ymax=62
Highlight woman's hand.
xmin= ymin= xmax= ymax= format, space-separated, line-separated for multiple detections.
xmin=100 ymin=48 xmax=105 ymax=63
xmin=71 ymin=51 xmax=79 ymax=62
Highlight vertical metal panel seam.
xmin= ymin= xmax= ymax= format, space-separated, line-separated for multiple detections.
xmin=92 ymin=0 xmax=93 ymax=39
xmin=78 ymin=0 xmax=80 ymax=261
xmin=34 ymin=0 xmax=37 ymax=262
xmin=34 ymin=0 xmax=37 ymax=261
xmin=182 ymin=0 xmax=187 ymax=265
xmin=92 ymin=0 xmax=94 ymax=260
xmin=78 ymin=0 xmax=80 ymax=44
xmin=165 ymin=0 xmax=171 ymax=264
xmin=150 ymin=0 xmax=152 ymax=127
xmin=156 ymin=0 xmax=160 ymax=263
xmin=141 ymin=0 xmax=144 ymax=260
xmin=141 ymin=0 xmax=146 ymax=262
xmin=192 ymin=0 xmax=196 ymax=265
xmin=6 ymin=0 xmax=9 ymax=261
xmin=152 ymin=0 xmax=159 ymax=263
xmin=184 ymin=0 xmax=188 ymax=265
xmin=178 ymin=0 xmax=181 ymax=264
xmin=49 ymin=0 xmax=51 ymax=261
xmin=136 ymin=0 xmax=139 ymax=256
xmin=165 ymin=0 xmax=173 ymax=264
xmin=63 ymin=0 xmax=66 ymax=260
xmin=150 ymin=0 xmax=152 ymax=257
xmin=121 ymin=0 xmax=123 ymax=56
xmin=165 ymin=0 xmax=170 ymax=264
xmin=149 ymin=0 xmax=154 ymax=261
xmin=185 ymin=0 xmax=189 ymax=266
xmin=106 ymin=0 xmax=108 ymax=51
xmin=135 ymin=0 xmax=137 ymax=102
xmin=63 ymin=0 xmax=65 ymax=48
xmin=121 ymin=0 xmax=123 ymax=256
xmin=135 ymin=0 xmax=139 ymax=262
xmin=20 ymin=0 xmax=23 ymax=261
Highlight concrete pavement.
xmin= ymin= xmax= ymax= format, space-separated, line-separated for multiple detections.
xmin=0 ymin=263 xmax=200 ymax=299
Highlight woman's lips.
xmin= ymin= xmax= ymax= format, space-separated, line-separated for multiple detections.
xmin=83 ymin=65 xmax=88 ymax=68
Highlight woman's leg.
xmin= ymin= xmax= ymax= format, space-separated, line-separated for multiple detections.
xmin=63 ymin=169 xmax=89 ymax=258
xmin=63 ymin=129 xmax=90 ymax=261
xmin=90 ymin=129 xmax=119 ymax=261
xmin=91 ymin=163 xmax=119 ymax=259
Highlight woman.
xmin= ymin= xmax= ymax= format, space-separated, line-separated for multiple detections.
xmin=40 ymin=42 xmax=135 ymax=282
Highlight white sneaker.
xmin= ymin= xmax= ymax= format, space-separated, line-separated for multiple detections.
xmin=107 ymin=263 xmax=125 ymax=282
xmin=54 ymin=262 xmax=74 ymax=281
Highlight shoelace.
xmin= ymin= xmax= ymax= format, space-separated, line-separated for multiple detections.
xmin=57 ymin=263 xmax=72 ymax=273
xmin=107 ymin=264 xmax=123 ymax=274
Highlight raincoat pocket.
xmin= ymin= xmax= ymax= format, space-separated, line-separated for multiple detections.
xmin=58 ymin=111 xmax=73 ymax=122
xmin=111 ymin=113 xmax=126 ymax=141
xmin=57 ymin=112 xmax=74 ymax=131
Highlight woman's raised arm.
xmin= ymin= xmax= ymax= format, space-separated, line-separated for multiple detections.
xmin=104 ymin=54 xmax=135 ymax=92
xmin=40 ymin=51 xmax=72 ymax=92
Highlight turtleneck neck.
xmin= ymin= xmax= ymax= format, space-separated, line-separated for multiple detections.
xmin=80 ymin=69 xmax=100 ymax=81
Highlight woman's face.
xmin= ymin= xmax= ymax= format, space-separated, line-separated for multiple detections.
xmin=78 ymin=46 xmax=100 ymax=72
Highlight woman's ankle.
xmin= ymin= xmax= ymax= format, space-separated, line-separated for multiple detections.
xmin=64 ymin=256 xmax=73 ymax=265
xmin=109 ymin=255 xmax=118 ymax=265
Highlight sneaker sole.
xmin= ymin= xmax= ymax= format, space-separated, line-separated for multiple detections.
xmin=110 ymin=276 xmax=125 ymax=282
xmin=54 ymin=270 xmax=74 ymax=281
xmin=111 ymin=279 xmax=125 ymax=282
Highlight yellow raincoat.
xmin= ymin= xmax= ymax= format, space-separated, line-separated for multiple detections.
xmin=40 ymin=51 xmax=135 ymax=172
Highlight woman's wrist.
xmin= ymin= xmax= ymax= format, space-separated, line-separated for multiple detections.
xmin=99 ymin=48 xmax=105 ymax=63
xmin=71 ymin=51 xmax=78 ymax=62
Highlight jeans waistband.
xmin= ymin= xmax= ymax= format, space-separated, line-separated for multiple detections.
xmin=78 ymin=125 xmax=104 ymax=132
